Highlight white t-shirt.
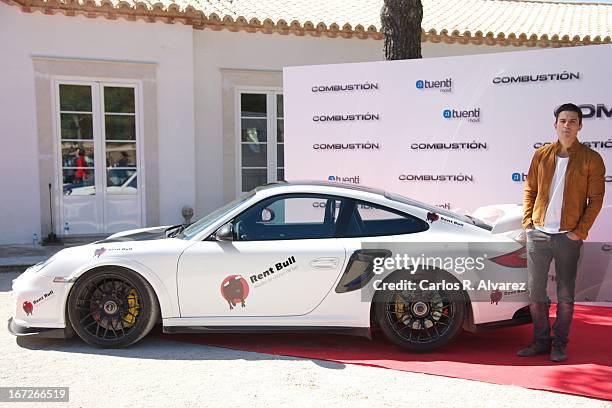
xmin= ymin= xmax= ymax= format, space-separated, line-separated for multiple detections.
xmin=536 ymin=155 xmax=569 ymax=234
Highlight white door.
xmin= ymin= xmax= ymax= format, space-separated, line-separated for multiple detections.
xmin=56 ymin=81 xmax=143 ymax=235
xmin=177 ymin=195 xmax=347 ymax=317
xmin=178 ymin=240 xmax=346 ymax=317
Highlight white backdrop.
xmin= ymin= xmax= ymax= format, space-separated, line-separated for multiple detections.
xmin=283 ymin=45 xmax=612 ymax=241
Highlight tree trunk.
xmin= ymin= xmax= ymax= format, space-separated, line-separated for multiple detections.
xmin=381 ymin=0 xmax=423 ymax=60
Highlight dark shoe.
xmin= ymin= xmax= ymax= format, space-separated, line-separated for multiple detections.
xmin=517 ymin=343 xmax=550 ymax=357
xmin=550 ymin=346 xmax=567 ymax=363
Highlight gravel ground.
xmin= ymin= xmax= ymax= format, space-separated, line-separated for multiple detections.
xmin=0 ymin=271 xmax=609 ymax=408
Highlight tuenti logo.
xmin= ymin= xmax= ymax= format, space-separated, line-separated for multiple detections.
xmin=492 ymin=72 xmax=580 ymax=85
xmin=513 ymin=172 xmax=611 ymax=183
xmin=311 ymin=83 xmax=379 ymax=93
xmin=313 ymin=142 xmax=379 ymax=151
xmin=443 ymin=108 xmax=481 ymax=123
xmin=399 ymin=174 xmax=474 ymax=182
xmin=416 ymin=78 xmax=452 ymax=93
xmin=328 ymin=175 xmax=360 ymax=184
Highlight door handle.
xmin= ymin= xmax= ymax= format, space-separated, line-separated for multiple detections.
xmin=310 ymin=257 xmax=339 ymax=269
xmin=602 ymin=244 xmax=612 ymax=252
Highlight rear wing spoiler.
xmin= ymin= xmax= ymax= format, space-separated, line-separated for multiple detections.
xmin=470 ymin=204 xmax=524 ymax=234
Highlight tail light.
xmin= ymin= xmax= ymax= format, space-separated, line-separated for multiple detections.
xmin=489 ymin=246 xmax=527 ymax=268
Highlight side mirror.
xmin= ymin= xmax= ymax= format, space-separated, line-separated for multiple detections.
xmin=260 ymin=208 xmax=275 ymax=223
xmin=215 ymin=223 xmax=234 ymax=241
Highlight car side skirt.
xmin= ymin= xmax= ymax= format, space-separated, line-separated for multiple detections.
xmin=162 ymin=325 xmax=371 ymax=338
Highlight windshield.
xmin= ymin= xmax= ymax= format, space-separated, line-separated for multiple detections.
xmin=178 ymin=191 xmax=256 ymax=239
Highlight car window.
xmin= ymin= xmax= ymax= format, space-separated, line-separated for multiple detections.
xmin=336 ymin=199 xmax=429 ymax=238
xmin=233 ymin=194 xmax=343 ymax=241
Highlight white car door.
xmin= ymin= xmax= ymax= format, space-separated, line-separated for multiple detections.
xmin=177 ymin=195 xmax=347 ymax=317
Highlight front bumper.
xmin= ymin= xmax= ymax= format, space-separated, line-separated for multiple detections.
xmin=9 ymin=267 xmax=73 ymax=336
xmin=8 ymin=317 xmax=71 ymax=339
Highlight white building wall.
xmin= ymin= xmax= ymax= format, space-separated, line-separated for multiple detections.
xmin=0 ymin=3 xmax=195 ymax=243
xmin=0 ymin=2 xmax=543 ymax=243
xmin=192 ymin=29 xmax=522 ymax=217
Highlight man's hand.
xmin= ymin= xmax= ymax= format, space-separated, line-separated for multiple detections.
xmin=519 ymin=226 xmax=533 ymax=244
xmin=566 ymin=231 xmax=581 ymax=241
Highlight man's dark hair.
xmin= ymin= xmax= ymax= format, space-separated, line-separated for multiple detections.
xmin=554 ymin=103 xmax=583 ymax=124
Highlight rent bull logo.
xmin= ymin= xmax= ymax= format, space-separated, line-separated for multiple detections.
xmin=249 ymin=256 xmax=296 ymax=284
xmin=426 ymin=212 xmax=439 ymax=223
xmin=221 ymin=275 xmax=249 ymax=310
xmin=22 ymin=301 xmax=33 ymax=316
xmin=490 ymin=290 xmax=503 ymax=305
xmin=94 ymin=247 xmax=106 ymax=258
xmin=21 ymin=290 xmax=54 ymax=316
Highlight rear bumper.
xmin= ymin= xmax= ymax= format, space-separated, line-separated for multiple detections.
xmin=472 ymin=306 xmax=532 ymax=333
xmin=7 ymin=317 xmax=70 ymax=339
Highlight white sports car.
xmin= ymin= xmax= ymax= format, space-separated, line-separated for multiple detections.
xmin=9 ymin=182 xmax=530 ymax=351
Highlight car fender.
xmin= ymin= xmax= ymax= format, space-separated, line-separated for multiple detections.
xmin=366 ymin=267 xmax=473 ymax=328
xmin=371 ymin=267 xmax=524 ymax=324
xmin=66 ymin=257 xmax=178 ymax=319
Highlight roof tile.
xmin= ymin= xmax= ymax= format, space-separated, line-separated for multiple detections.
xmin=4 ymin=0 xmax=612 ymax=46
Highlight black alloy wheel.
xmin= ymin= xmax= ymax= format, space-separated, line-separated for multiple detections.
xmin=376 ymin=274 xmax=466 ymax=352
xmin=67 ymin=269 xmax=158 ymax=348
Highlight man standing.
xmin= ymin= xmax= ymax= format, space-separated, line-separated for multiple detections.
xmin=518 ymin=103 xmax=605 ymax=362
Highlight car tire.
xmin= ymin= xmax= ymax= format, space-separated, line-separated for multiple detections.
xmin=67 ymin=268 xmax=159 ymax=348
xmin=375 ymin=271 xmax=466 ymax=352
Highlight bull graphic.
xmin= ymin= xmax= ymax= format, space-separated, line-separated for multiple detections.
xmin=94 ymin=247 xmax=106 ymax=258
xmin=490 ymin=290 xmax=503 ymax=305
xmin=426 ymin=212 xmax=439 ymax=223
xmin=221 ymin=275 xmax=249 ymax=310
xmin=23 ymin=301 xmax=33 ymax=316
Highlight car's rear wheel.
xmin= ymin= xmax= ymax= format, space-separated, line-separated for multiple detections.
xmin=376 ymin=272 xmax=466 ymax=352
xmin=67 ymin=268 xmax=159 ymax=348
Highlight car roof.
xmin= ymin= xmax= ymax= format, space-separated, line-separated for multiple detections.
xmin=255 ymin=181 xmax=490 ymax=230
xmin=255 ymin=180 xmax=388 ymax=197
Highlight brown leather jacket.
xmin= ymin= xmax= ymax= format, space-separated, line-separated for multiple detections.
xmin=522 ymin=139 xmax=606 ymax=240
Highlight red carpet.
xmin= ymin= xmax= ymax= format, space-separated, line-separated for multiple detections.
xmin=163 ymin=305 xmax=612 ymax=400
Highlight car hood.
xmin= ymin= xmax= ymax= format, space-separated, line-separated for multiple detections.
xmin=97 ymin=226 xmax=171 ymax=243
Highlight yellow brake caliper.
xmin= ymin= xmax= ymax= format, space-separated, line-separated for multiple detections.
xmin=394 ymin=294 xmax=406 ymax=321
xmin=395 ymin=294 xmax=421 ymax=329
xmin=122 ymin=289 xmax=140 ymax=328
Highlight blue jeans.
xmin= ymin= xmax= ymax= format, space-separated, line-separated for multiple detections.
xmin=526 ymin=229 xmax=582 ymax=347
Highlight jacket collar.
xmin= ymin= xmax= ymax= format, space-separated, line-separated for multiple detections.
xmin=554 ymin=137 xmax=581 ymax=155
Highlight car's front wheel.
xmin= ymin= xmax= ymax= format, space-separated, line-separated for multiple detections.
xmin=67 ymin=268 xmax=159 ymax=348
xmin=376 ymin=273 xmax=466 ymax=352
